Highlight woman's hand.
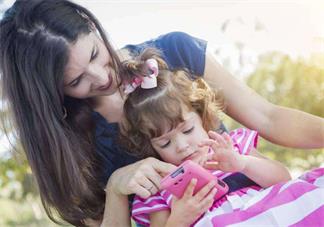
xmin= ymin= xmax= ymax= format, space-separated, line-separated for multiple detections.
xmin=166 ymin=179 xmax=217 ymax=227
xmin=108 ymin=157 xmax=176 ymax=198
xmin=199 ymin=131 xmax=247 ymax=172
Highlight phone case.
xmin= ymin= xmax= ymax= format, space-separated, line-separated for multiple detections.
xmin=161 ymin=160 xmax=229 ymax=199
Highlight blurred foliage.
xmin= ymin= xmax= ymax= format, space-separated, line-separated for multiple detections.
xmin=0 ymin=196 xmax=61 ymax=227
xmin=224 ymin=52 xmax=324 ymax=175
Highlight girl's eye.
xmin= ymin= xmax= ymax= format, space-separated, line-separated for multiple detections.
xmin=160 ymin=141 xmax=171 ymax=149
xmin=183 ymin=126 xmax=194 ymax=134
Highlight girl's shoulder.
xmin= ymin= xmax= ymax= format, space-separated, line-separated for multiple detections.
xmin=229 ymin=128 xmax=259 ymax=155
xmin=132 ymin=191 xmax=172 ymax=226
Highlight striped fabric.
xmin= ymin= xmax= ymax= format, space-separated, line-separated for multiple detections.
xmin=132 ymin=128 xmax=260 ymax=226
xmin=195 ymin=168 xmax=324 ymax=227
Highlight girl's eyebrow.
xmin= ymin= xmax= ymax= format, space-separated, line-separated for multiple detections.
xmin=152 ymin=129 xmax=172 ymax=142
xmin=152 ymin=120 xmax=189 ymax=142
xmin=65 ymin=43 xmax=96 ymax=86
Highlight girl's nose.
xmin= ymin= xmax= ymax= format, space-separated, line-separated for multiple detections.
xmin=176 ymin=139 xmax=189 ymax=153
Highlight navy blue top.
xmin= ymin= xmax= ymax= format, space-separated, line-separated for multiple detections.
xmin=94 ymin=32 xmax=207 ymax=187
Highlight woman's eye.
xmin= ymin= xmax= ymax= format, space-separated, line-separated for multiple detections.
xmin=91 ymin=45 xmax=99 ymax=61
xmin=91 ymin=50 xmax=98 ymax=61
xmin=183 ymin=127 xmax=194 ymax=134
xmin=70 ymin=77 xmax=81 ymax=87
xmin=160 ymin=141 xmax=171 ymax=148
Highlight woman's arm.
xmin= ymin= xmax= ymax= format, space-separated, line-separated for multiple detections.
xmin=100 ymin=176 xmax=132 ymax=227
xmin=204 ymin=51 xmax=324 ymax=149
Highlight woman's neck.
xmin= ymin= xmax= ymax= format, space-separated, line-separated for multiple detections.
xmin=93 ymin=90 xmax=125 ymax=123
xmin=92 ymin=48 xmax=131 ymax=123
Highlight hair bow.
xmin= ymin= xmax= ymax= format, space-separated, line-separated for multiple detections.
xmin=124 ymin=58 xmax=159 ymax=94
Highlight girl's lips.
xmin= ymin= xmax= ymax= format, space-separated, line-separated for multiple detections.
xmin=98 ymin=73 xmax=113 ymax=91
xmin=183 ymin=151 xmax=198 ymax=161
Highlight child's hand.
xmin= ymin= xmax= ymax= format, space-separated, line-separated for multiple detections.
xmin=167 ymin=179 xmax=217 ymax=227
xmin=199 ymin=131 xmax=247 ymax=173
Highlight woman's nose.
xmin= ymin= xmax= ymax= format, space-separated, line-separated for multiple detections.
xmin=87 ymin=64 xmax=108 ymax=85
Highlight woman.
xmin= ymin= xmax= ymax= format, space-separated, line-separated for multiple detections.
xmin=0 ymin=0 xmax=323 ymax=226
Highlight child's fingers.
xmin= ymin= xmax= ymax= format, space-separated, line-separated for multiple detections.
xmin=208 ymin=131 xmax=228 ymax=148
xmin=211 ymin=131 xmax=228 ymax=147
xmin=222 ymin=132 xmax=233 ymax=146
xmin=170 ymin=195 xmax=178 ymax=206
xmin=194 ymin=180 xmax=216 ymax=202
xmin=199 ymin=188 xmax=217 ymax=210
xmin=198 ymin=153 xmax=209 ymax=166
xmin=207 ymin=151 xmax=221 ymax=162
xmin=182 ymin=178 xmax=197 ymax=199
xmin=207 ymin=130 xmax=219 ymax=139
xmin=199 ymin=138 xmax=220 ymax=150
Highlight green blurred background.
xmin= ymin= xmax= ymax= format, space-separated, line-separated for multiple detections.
xmin=0 ymin=1 xmax=323 ymax=226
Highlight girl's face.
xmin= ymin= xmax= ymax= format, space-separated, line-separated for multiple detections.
xmin=63 ymin=32 xmax=119 ymax=99
xmin=151 ymin=111 xmax=210 ymax=166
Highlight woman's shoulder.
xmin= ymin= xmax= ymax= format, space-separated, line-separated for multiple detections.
xmin=124 ymin=31 xmax=206 ymax=54
xmin=124 ymin=31 xmax=207 ymax=75
xmin=154 ymin=31 xmax=205 ymax=45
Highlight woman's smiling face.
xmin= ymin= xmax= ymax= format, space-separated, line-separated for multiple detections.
xmin=63 ymin=32 xmax=119 ymax=99
xmin=151 ymin=111 xmax=210 ymax=166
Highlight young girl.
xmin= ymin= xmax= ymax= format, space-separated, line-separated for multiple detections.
xmin=120 ymin=48 xmax=293 ymax=226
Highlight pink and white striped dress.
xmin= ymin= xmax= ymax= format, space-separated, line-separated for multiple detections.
xmin=132 ymin=128 xmax=261 ymax=226
xmin=132 ymin=128 xmax=324 ymax=226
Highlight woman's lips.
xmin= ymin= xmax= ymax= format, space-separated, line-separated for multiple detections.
xmin=98 ymin=73 xmax=113 ymax=91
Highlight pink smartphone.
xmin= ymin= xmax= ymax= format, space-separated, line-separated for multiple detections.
xmin=161 ymin=160 xmax=229 ymax=199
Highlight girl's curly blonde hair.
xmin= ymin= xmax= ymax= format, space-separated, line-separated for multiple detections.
xmin=120 ymin=48 xmax=225 ymax=158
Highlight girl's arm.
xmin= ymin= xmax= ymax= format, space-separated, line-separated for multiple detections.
xmin=240 ymin=148 xmax=291 ymax=188
xmin=204 ymin=51 xmax=324 ymax=149
xmin=150 ymin=210 xmax=171 ymax=227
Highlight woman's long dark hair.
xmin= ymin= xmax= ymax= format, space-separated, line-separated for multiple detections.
xmin=0 ymin=0 xmax=122 ymax=225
